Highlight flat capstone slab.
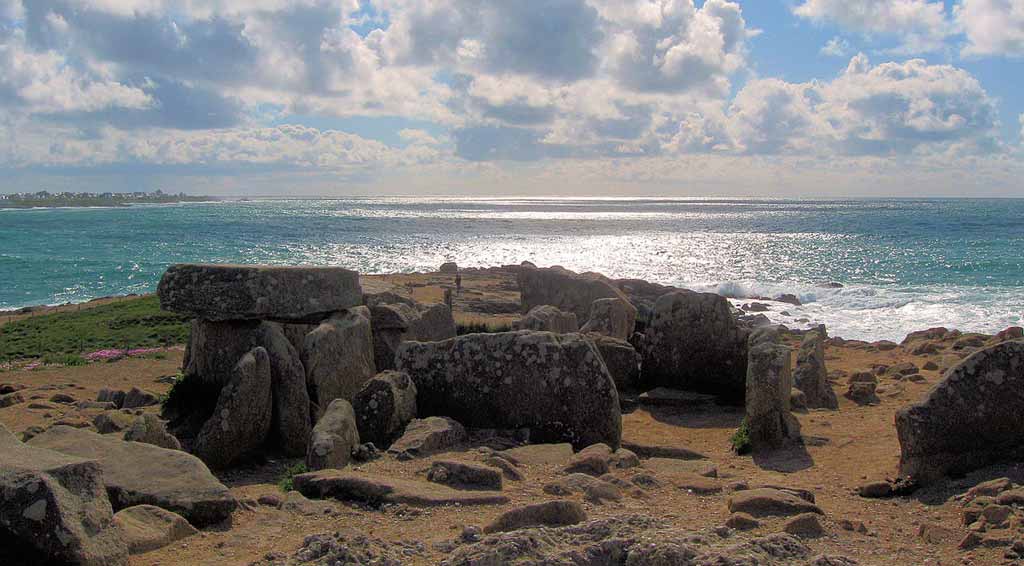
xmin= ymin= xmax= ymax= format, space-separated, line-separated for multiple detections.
xmin=158 ymin=264 xmax=362 ymax=323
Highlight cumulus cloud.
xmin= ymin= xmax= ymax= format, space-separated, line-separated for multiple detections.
xmin=957 ymin=0 xmax=1024 ymax=57
xmin=793 ymin=0 xmax=951 ymax=53
xmin=820 ymin=36 xmax=850 ymax=57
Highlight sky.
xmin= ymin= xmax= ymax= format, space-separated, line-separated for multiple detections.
xmin=1 ymin=0 xmax=1023 ymax=197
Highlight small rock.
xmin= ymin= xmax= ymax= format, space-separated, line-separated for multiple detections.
xmin=727 ymin=488 xmax=823 ymax=518
xmin=427 ymin=460 xmax=503 ymax=490
xmin=483 ymin=500 xmax=586 ymax=534
xmin=783 ymin=513 xmax=825 ymax=537
xmin=725 ymin=512 xmax=760 ymax=530
xmin=122 ymin=387 xmax=160 ymax=409
xmin=388 ymin=416 xmax=466 ymax=459
xmin=857 ymin=481 xmax=893 ymax=499
xmin=112 ymin=504 xmax=198 ymax=554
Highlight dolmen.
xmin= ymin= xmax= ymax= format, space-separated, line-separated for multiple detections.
xmin=896 ymin=340 xmax=1024 ymax=483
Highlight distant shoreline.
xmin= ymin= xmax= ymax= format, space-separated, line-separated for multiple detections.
xmin=0 ymin=196 xmax=218 ymax=209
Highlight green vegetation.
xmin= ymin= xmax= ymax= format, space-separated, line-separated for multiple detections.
xmin=456 ymin=321 xmax=513 ymax=335
xmin=278 ymin=462 xmax=309 ymax=492
xmin=730 ymin=418 xmax=752 ymax=455
xmin=42 ymin=353 xmax=87 ymax=366
xmin=0 ymin=295 xmax=190 ymax=360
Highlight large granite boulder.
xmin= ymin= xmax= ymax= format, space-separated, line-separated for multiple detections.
xmin=745 ymin=327 xmax=796 ymax=449
xmin=302 ymin=307 xmax=376 ymax=416
xmin=27 ymin=426 xmax=235 ymax=527
xmin=0 ymin=424 xmax=128 ymax=566
xmin=641 ymin=290 xmax=749 ymax=401
xmin=516 ymin=305 xmax=579 ymax=333
xmin=193 ymin=347 xmax=274 ymax=469
xmin=396 ymin=331 xmax=622 ymax=450
xmin=896 ymin=341 xmax=1024 ymax=483
xmin=157 ymin=263 xmax=361 ymax=323
xmin=370 ymin=303 xmax=417 ymax=372
xmin=306 ymin=399 xmax=360 ymax=471
xmin=111 ymin=505 xmax=197 ymax=554
xmin=517 ymin=265 xmax=631 ymax=322
xmin=411 ymin=303 xmax=457 ymax=342
xmin=123 ymin=414 xmax=181 ymax=451
xmin=352 ymin=371 xmax=418 ymax=449
xmin=259 ymin=323 xmax=311 ymax=456
xmin=588 ymin=334 xmax=640 ymax=392
xmin=580 ymin=298 xmax=637 ymax=340
xmin=793 ymin=331 xmax=837 ymax=410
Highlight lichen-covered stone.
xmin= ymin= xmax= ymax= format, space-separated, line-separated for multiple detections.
xmin=306 ymin=399 xmax=360 ymax=471
xmin=516 ymin=305 xmax=579 ymax=333
xmin=302 ymin=307 xmax=375 ymax=417
xmin=396 ymin=331 xmax=621 ymax=450
xmin=158 ymin=263 xmax=361 ymax=322
xmin=352 ymin=371 xmax=417 ymax=449
xmin=580 ymin=297 xmax=637 ymax=340
xmin=517 ymin=265 xmax=631 ymax=322
xmin=794 ymin=331 xmax=838 ymax=410
xmin=745 ymin=327 xmax=797 ymax=449
xmin=896 ymin=341 xmax=1024 ymax=483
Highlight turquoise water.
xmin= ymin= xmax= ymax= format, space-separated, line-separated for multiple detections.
xmin=2 ymin=198 xmax=1023 ymax=341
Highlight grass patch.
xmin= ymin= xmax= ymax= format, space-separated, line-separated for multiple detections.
xmin=278 ymin=462 xmax=309 ymax=492
xmin=456 ymin=322 xmax=513 ymax=335
xmin=41 ymin=353 xmax=87 ymax=366
xmin=0 ymin=295 xmax=190 ymax=360
xmin=730 ymin=418 xmax=752 ymax=455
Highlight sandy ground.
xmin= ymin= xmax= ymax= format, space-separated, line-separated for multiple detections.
xmin=0 ymin=271 xmax=1017 ymax=566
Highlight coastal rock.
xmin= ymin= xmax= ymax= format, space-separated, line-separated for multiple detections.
xmin=794 ymin=331 xmax=838 ymax=410
xmin=111 ymin=505 xmax=197 ymax=554
xmin=395 ymin=331 xmax=622 ymax=450
xmin=517 ymin=265 xmax=631 ymax=322
xmin=157 ymin=263 xmax=362 ymax=323
xmin=0 ymin=424 xmax=129 ymax=566
xmin=302 ymin=307 xmax=376 ymax=416
xmin=483 ymin=501 xmax=586 ymax=533
xmin=193 ymin=347 xmax=273 ymax=469
xmin=293 ymin=470 xmax=508 ymax=507
xmin=369 ymin=303 xmax=416 ymax=371
xmin=306 ymin=399 xmax=360 ymax=471
xmin=27 ymin=425 xmax=235 ymax=527
xmin=352 ymin=371 xmax=417 ymax=449
xmin=388 ymin=416 xmax=467 ymax=458
xmin=896 ymin=341 xmax=1024 ymax=483
xmin=745 ymin=327 xmax=797 ymax=449
xmin=123 ymin=414 xmax=181 ymax=451
xmin=641 ymin=290 xmax=749 ymax=401
xmin=121 ymin=387 xmax=159 ymax=409
xmin=588 ymin=334 xmax=641 ymax=392
xmin=515 ymin=305 xmax=579 ymax=333
xmin=580 ymin=297 xmax=637 ymax=340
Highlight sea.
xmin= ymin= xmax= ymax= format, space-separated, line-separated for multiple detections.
xmin=2 ymin=197 xmax=1023 ymax=342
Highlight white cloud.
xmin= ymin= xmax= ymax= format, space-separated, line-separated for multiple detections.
xmin=793 ymin=0 xmax=951 ymax=53
xmin=820 ymin=36 xmax=850 ymax=57
xmin=956 ymin=0 xmax=1024 ymax=57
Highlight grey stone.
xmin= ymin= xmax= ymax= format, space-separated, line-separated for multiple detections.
xmin=726 ymin=488 xmax=823 ymax=518
xmin=745 ymin=327 xmax=797 ymax=449
xmin=896 ymin=341 xmax=1024 ymax=483
xmin=193 ymin=347 xmax=273 ymax=469
xmin=0 ymin=391 xmax=25 ymax=408
xmin=580 ymin=297 xmax=637 ymax=340
xmin=293 ymin=471 xmax=508 ymax=507
xmin=93 ymin=411 xmax=136 ymax=434
xmin=517 ymin=265 xmax=631 ymax=322
xmin=306 ymin=399 xmax=360 ymax=471
xmin=123 ymin=414 xmax=181 ymax=451
xmin=845 ymin=381 xmax=879 ymax=405
xmin=396 ymin=331 xmax=622 ymax=450
xmin=388 ymin=416 xmax=467 ymax=458
xmin=643 ymin=457 xmax=718 ymax=478
xmin=793 ymin=332 xmax=838 ymax=410
xmin=484 ymin=501 xmax=586 ymax=533
xmin=500 ymin=443 xmax=574 ymax=466
xmin=588 ymin=334 xmax=641 ymax=392
xmin=641 ymin=290 xmax=749 ymax=401
xmin=260 ymin=321 xmax=311 ymax=457
xmin=121 ymin=387 xmax=159 ymax=409
xmin=427 ymin=460 xmax=503 ymax=490
xmin=0 ymin=424 xmax=128 ymax=566
xmin=784 ymin=513 xmax=825 ymax=538
xmin=111 ymin=505 xmax=197 ymax=554
xmin=516 ymin=305 xmax=579 ymax=333
xmin=27 ymin=425 xmax=235 ymax=527
xmin=97 ymin=388 xmax=126 ymax=408
xmin=157 ymin=263 xmax=361 ymax=323
xmin=411 ymin=303 xmax=457 ymax=342
xmin=369 ymin=303 xmax=415 ymax=372
xmin=352 ymin=371 xmax=417 ymax=449
xmin=302 ymin=307 xmax=376 ymax=417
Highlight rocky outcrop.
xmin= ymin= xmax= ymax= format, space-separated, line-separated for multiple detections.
xmin=0 ymin=424 xmax=129 ymax=566
xmin=896 ymin=341 xmax=1024 ymax=483
xmin=111 ymin=505 xmax=197 ymax=554
xmin=580 ymin=298 xmax=637 ymax=340
xmin=793 ymin=331 xmax=838 ymax=410
xmin=396 ymin=331 xmax=622 ymax=450
xmin=193 ymin=347 xmax=274 ymax=469
xmin=123 ymin=414 xmax=181 ymax=451
xmin=301 ymin=307 xmax=376 ymax=414
xmin=352 ymin=371 xmax=417 ymax=449
xmin=306 ymin=399 xmax=360 ymax=471
xmin=745 ymin=327 xmax=797 ymax=449
xmin=515 ymin=305 xmax=579 ymax=333
xmin=517 ymin=265 xmax=631 ymax=322
xmin=158 ymin=263 xmax=362 ymax=323
xmin=641 ymin=290 xmax=749 ymax=401
xmin=588 ymin=334 xmax=641 ymax=392
xmin=27 ymin=425 xmax=235 ymax=527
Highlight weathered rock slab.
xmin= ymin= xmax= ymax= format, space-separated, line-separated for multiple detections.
xmin=352 ymin=371 xmax=417 ymax=449
xmin=158 ymin=263 xmax=362 ymax=322
xmin=726 ymin=488 xmax=823 ymax=518
xmin=306 ymin=399 xmax=360 ymax=471
xmin=111 ymin=505 xmax=197 ymax=554
xmin=293 ymin=470 xmax=509 ymax=507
